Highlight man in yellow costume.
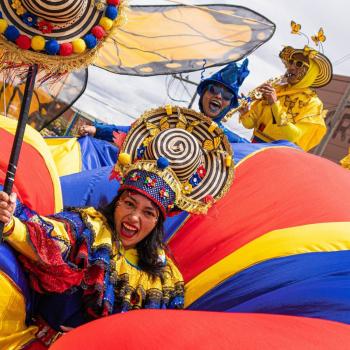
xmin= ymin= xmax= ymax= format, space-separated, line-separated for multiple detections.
xmin=239 ymin=41 xmax=333 ymax=151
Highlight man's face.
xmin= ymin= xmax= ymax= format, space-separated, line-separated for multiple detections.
xmin=201 ymin=83 xmax=233 ymax=119
xmin=284 ymin=53 xmax=309 ymax=85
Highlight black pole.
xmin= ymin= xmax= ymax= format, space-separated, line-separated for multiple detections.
xmin=0 ymin=64 xmax=38 ymax=240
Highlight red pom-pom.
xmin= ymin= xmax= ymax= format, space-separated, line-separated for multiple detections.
xmin=204 ymin=195 xmax=214 ymax=204
xmin=91 ymin=25 xmax=105 ymax=40
xmin=107 ymin=0 xmax=119 ymax=5
xmin=59 ymin=42 xmax=73 ymax=56
xmin=16 ymin=34 xmax=31 ymax=50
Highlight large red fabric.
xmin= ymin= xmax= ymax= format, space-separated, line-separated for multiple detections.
xmin=169 ymin=148 xmax=350 ymax=281
xmin=0 ymin=129 xmax=55 ymax=215
xmin=51 ymin=310 xmax=350 ymax=350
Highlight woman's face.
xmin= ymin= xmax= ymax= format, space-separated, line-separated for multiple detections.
xmin=201 ymin=83 xmax=232 ymax=119
xmin=114 ymin=191 xmax=159 ymax=249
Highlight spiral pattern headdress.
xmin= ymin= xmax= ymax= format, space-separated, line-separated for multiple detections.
xmin=0 ymin=0 xmax=126 ymax=75
xmin=111 ymin=106 xmax=234 ymax=216
xmin=279 ymin=21 xmax=333 ymax=88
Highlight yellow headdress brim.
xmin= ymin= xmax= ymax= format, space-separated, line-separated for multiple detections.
xmin=279 ymin=46 xmax=333 ymax=88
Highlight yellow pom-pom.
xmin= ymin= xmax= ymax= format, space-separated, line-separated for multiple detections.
xmin=118 ymin=153 xmax=131 ymax=166
xmin=72 ymin=39 xmax=86 ymax=54
xmin=31 ymin=36 xmax=45 ymax=51
xmin=225 ymin=154 xmax=232 ymax=167
xmin=99 ymin=17 xmax=113 ymax=31
xmin=0 ymin=19 xmax=8 ymax=34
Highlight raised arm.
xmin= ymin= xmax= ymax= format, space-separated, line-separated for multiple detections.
xmin=0 ymin=191 xmax=71 ymax=262
xmin=79 ymin=122 xmax=130 ymax=142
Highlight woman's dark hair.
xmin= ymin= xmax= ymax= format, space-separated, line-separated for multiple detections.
xmin=100 ymin=191 xmax=167 ymax=280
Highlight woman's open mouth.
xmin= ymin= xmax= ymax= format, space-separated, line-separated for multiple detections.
xmin=120 ymin=222 xmax=138 ymax=238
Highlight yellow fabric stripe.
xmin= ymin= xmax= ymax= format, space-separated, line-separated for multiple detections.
xmin=185 ymin=221 xmax=350 ymax=307
xmin=44 ymin=137 xmax=82 ymax=176
xmin=0 ymin=115 xmax=63 ymax=212
xmin=5 ymin=217 xmax=39 ymax=261
xmin=3 ymin=217 xmax=15 ymax=234
xmin=0 ymin=272 xmax=38 ymax=350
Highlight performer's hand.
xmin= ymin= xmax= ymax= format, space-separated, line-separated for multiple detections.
xmin=78 ymin=125 xmax=96 ymax=137
xmin=60 ymin=325 xmax=75 ymax=333
xmin=258 ymin=83 xmax=277 ymax=105
xmin=239 ymin=94 xmax=250 ymax=115
xmin=0 ymin=191 xmax=17 ymax=225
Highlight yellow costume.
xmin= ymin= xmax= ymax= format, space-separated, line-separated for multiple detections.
xmin=0 ymin=271 xmax=38 ymax=350
xmin=1 ymin=207 xmax=183 ymax=349
xmin=240 ymin=60 xmax=327 ymax=151
xmin=0 ymin=106 xmax=234 ymax=348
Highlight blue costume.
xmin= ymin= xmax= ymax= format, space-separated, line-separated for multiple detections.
xmin=92 ymin=60 xmax=250 ymax=144
xmin=197 ymin=59 xmax=250 ymax=143
xmin=94 ymin=123 xmax=130 ymax=142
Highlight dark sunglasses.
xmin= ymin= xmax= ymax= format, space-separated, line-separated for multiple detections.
xmin=207 ymin=84 xmax=234 ymax=101
xmin=288 ymin=59 xmax=309 ymax=68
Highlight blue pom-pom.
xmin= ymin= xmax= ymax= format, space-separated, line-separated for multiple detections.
xmin=157 ymin=157 xmax=169 ymax=170
xmin=84 ymin=34 xmax=97 ymax=49
xmin=5 ymin=26 xmax=20 ymax=42
xmin=0 ymin=12 xmax=3 ymax=19
xmin=45 ymin=39 xmax=60 ymax=55
xmin=105 ymin=5 xmax=118 ymax=20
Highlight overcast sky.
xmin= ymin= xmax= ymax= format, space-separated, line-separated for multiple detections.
xmin=74 ymin=0 xmax=349 ymax=139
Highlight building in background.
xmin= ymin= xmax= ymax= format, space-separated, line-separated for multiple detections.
xmin=312 ymin=75 xmax=350 ymax=164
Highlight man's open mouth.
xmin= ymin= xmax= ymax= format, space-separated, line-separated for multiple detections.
xmin=209 ymin=99 xmax=222 ymax=113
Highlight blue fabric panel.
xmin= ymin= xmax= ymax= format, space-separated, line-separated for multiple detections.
xmin=78 ymin=136 xmax=118 ymax=171
xmin=33 ymin=290 xmax=86 ymax=331
xmin=94 ymin=123 xmax=130 ymax=142
xmin=189 ymin=251 xmax=350 ymax=324
xmin=0 ymin=241 xmax=31 ymax=315
xmin=61 ymin=166 xmax=118 ymax=208
xmin=232 ymin=140 xmax=299 ymax=164
xmin=222 ymin=127 xmax=249 ymax=143
xmin=164 ymin=211 xmax=190 ymax=242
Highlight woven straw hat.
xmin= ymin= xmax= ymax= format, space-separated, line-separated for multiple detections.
xmin=279 ymin=45 xmax=333 ymax=88
xmin=0 ymin=0 xmax=126 ymax=74
xmin=112 ymin=106 xmax=234 ymax=215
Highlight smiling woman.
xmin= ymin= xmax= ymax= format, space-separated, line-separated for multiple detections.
xmin=102 ymin=190 xmax=166 ymax=277
xmin=0 ymin=107 xmax=233 ymax=348
xmin=113 ymin=192 xmax=159 ymax=247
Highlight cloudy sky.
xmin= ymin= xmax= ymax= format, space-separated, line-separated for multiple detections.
xmin=74 ymin=0 xmax=349 ymax=139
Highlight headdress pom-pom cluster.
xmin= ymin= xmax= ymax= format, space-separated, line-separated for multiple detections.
xmin=118 ymin=152 xmax=131 ymax=166
xmin=157 ymin=157 xmax=169 ymax=170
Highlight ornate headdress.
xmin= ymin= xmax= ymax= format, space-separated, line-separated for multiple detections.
xmin=110 ymin=106 xmax=234 ymax=217
xmin=279 ymin=21 xmax=333 ymax=88
xmin=0 ymin=0 xmax=126 ymax=75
